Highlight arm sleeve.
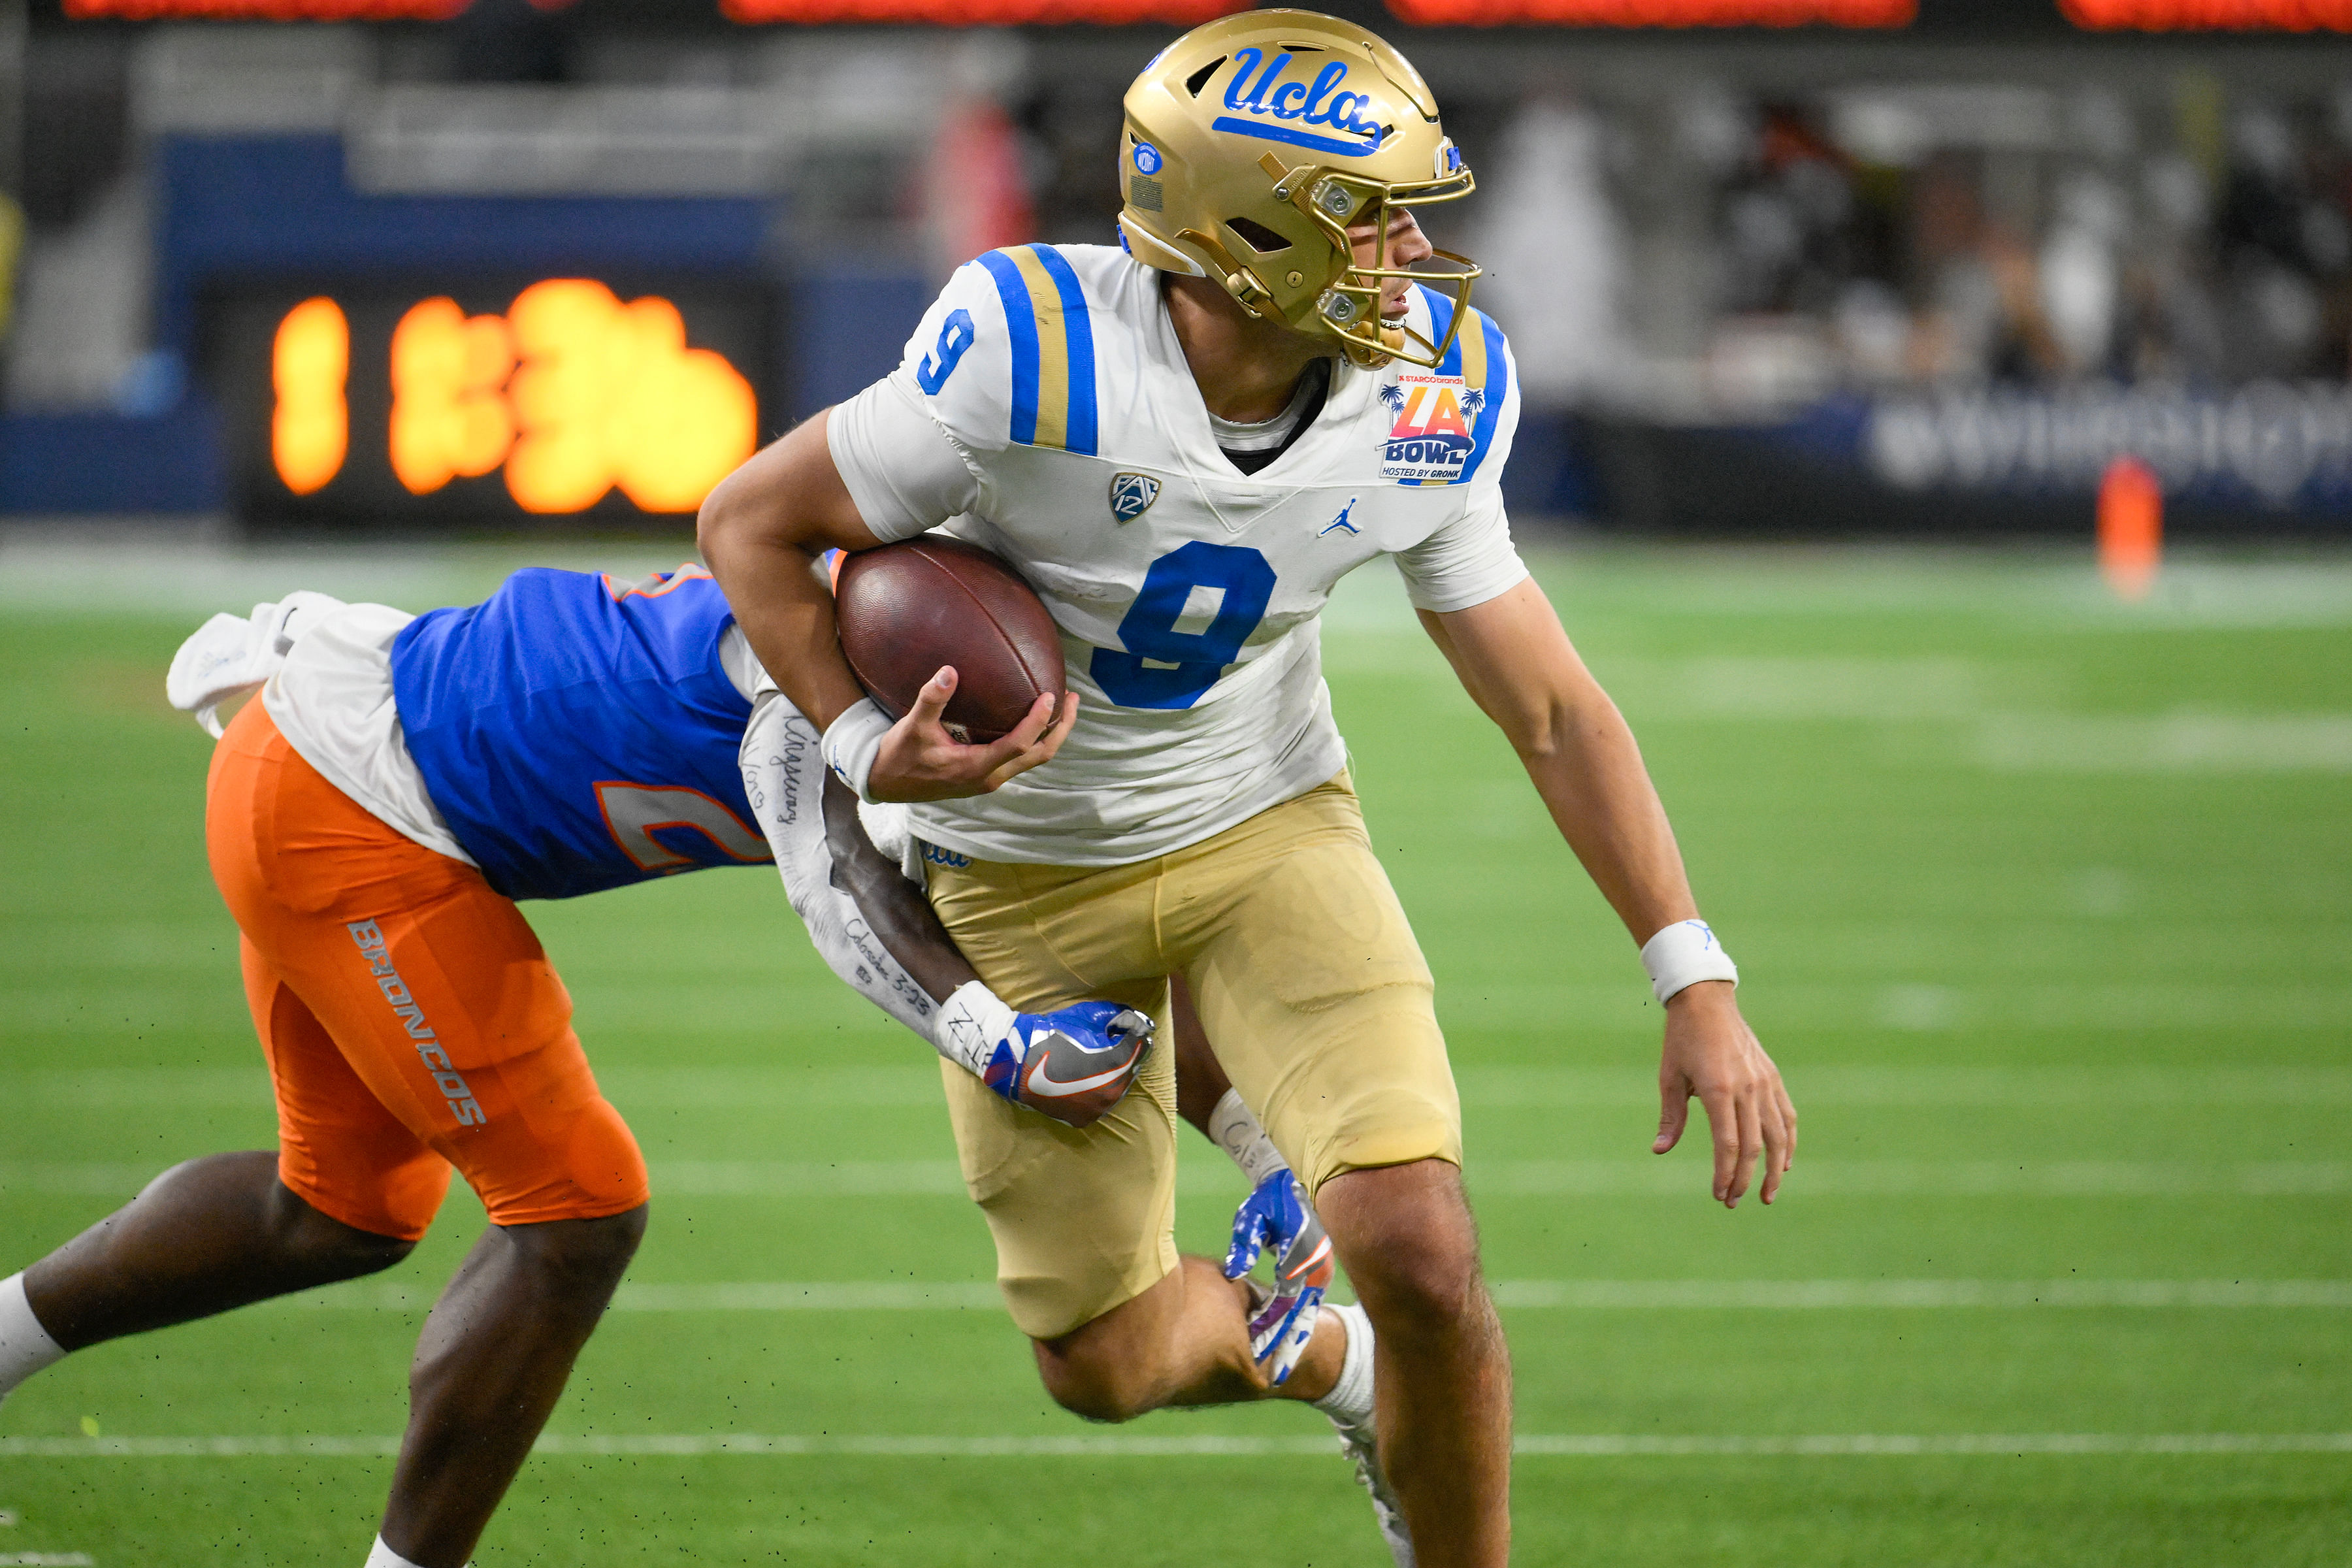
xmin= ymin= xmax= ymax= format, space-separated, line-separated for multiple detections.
xmin=738 ymin=687 xmax=943 ymax=1045
xmin=1392 ymin=487 xmax=1531 ymax=613
xmin=825 ymin=376 xmax=983 ymax=544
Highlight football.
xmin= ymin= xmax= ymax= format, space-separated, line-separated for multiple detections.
xmin=833 ymin=536 xmax=1067 ymax=743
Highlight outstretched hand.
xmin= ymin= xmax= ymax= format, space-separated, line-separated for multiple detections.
xmin=1654 ymin=981 xmax=1797 ymax=1208
xmin=1222 ymin=1169 xmax=1335 ymax=1386
xmin=867 ymin=667 xmax=1079 ymax=802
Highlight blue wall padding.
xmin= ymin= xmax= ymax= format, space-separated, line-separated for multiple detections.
xmin=1 ymin=403 xmax=228 ymax=514
xmin=787 ymin=269 xmax=933 ymax=419
xmin=152 ymin=135 xmax=774 ymax=361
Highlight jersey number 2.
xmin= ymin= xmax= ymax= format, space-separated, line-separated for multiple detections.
xmin=917 ymin=309 xmax=976 ymax=393
xmin=1091 ymin=542 xmax=1276 ymax=710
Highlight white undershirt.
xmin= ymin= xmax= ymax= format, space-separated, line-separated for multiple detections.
xmin=1205 ymin=365 xmax=1322 ymax=459
xmin=263 ymin=604 xmax=762 ymax=865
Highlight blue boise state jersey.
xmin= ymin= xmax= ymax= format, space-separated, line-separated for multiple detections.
xmin=391 ymin=566 xmax=769 ymax=902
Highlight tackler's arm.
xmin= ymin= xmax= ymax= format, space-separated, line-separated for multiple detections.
xmin=740 ymin=688 xmax=1149 ymax=1130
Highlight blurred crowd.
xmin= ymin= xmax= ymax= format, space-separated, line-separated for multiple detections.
xmin=1682 ymin=85 xmax=2352 ymax=407
xmin=8 ymin=7 xmax=2352 ymax=434
xmin=1012 ymin=66 xmax=2352 ymax=420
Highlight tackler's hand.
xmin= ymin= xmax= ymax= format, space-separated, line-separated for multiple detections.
xmin=868 ymin=668 xmax=1079 ymax=802
xmin=1223 ymin=1169 xmax=1335 ymax=1386
xmin=981 ymin=1001 xmax=1153 ymax=1128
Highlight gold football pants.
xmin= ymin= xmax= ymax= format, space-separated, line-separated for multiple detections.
xmin=924 ymin=774 xmax=1461 ymax=1339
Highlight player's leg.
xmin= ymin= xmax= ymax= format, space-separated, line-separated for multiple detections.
xmin=921 ymin=857 xmax=1341 ymax=1418
xmin=377 ymin=1204 xmax=645 ymax=1559
xmin=2 ymin=719 xmax=449 ymax=1403
xmin=0 ymin=1152 xmax=415 ymax=1409
xmin=7 ymin=1154 xmax=412 ymax=1379
xmin=273 ymin=890 xmax=647 ymax=1568
xmin=213 ymin=702 xmax=647 ymax=1566
xmin=1173 ymin=775 xmax=1509 ymax=1567
xmin=1315 ymin=1162 xmax=1509 ymax=1561
xmin=17 ymin=945 xmax=427 ymax=1348
xmin=1024 ymin=981 xmax=1343 ymax=1420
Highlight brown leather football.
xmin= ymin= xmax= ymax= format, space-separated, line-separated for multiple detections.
xmin=833 ymin=537 xmax=1066 ymax=743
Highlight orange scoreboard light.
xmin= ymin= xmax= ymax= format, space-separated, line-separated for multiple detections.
xmin=1379 ymin=0 xmax=1911 ymax=22
xmin=2062 ymin=0 xmax=2352 ymax=25
xmin=721 ymin=0 xmax=1236 ymax=20
xmin=64 ymin=0 xmax=465 ymax=17
xmin=719 ymin=0 xmax=1241 ymax=18
xmin=209 ymin=277 xmax=767 ymax=525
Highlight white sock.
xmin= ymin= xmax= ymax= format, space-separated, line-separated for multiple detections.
xmin=363 ymin=1535 xmax=435 ymax=1568
xmin=0 ymin=1273 xmax=67 ymax=1403
xmin=1311 ymin=1300 xmax=1376 ymax=1426
xmin=934 ymin=981 xmax=1019 ymax=1077
xmin=1207 ymin=1089 xmax=1289 ymax=1188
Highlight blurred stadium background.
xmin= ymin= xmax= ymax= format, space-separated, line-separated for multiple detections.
xmin=9 ymin=0 xmax=2352 ymax=532
xmin=2 ymin=1 xmax=2350 ymax=1565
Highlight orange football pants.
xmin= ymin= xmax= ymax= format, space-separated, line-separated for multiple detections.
xmin=205 ymin=700 xmax=647 ymax=1240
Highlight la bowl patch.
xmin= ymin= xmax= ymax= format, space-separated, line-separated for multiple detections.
xmin=1378 ymin=372 xmax=1481 ymax=484
xmin=1109 ymin=471 xmax=1161 ymax=522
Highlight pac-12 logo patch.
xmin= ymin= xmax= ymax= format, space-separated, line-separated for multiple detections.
xmin=1379 ymin=373 xmax=1482 ymax=483
xmin=1132 ymin=141 xmax=1164 ymax=174
xmin=1109 ymin=471 xmax=1161 ymax=522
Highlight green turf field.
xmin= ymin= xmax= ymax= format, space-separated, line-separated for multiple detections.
xmin=1 ymin=541 xmax=2347 ymax=1565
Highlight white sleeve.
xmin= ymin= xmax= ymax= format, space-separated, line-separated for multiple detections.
xmin=165 ymin=590 xmax=350 ymax=736
xmin=1391 ymin=487 xmax=1531 ymax=614
xmin=825 ymin=376 xmax=983 ymax=544
xmin=738 ymin=687 xmax=941 ymax=1043
xmin=822 ymin=252 xmax=1037 ymax=545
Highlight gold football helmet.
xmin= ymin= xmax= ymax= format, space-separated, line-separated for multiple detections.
xmin=1118 ymin=9 xmax=1480 ymax=370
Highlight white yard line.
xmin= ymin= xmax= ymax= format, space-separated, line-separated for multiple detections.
xmin=1978 ymin=713 xmax=2352 ymax=773
xmin=11 ymin=1065 xmax=2349 ymax=1111
xmin=12 ymin=1160 xmax=2349 ymax=1200
xmin=218 ymin=1278 xmax=2352 ymax=1313
xmin=1 ymin=1433 xmax=2345 ymax=1460
xmin=1486 ymin=1279 xmax=2352 ymax=1309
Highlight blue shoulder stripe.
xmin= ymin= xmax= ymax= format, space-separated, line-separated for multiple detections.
xmin=1409 ymin=284 xmax=1507 ymax=487
xmin=1418 ymin=284 xmax=1462 ymax=376
xmin=978 ymin=250 xmax=1042 ymax=447
xmin=1030 ymin=245 xmax=1100 ymax=457
xmin=1457 ymin=310 xmax=1509 ymax=485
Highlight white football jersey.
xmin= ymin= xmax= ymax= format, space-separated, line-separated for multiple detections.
xmin=828 ymin=242 xmax=1527 ymax=867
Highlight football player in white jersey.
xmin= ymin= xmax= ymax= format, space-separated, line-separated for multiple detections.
xmin=701 ymin=12 xmax=1796 ymax=1563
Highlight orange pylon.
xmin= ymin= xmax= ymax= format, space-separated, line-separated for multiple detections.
xmin=2097 ymin=456 xmax=2162 ymax=602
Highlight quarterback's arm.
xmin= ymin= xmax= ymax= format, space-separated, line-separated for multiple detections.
xmin=696 ymin=413 xmax=1075 ymax=801
xmin=1420 ymin=578 xmax=1797 ymax=1207
xmin=698 ymin=414 xmax=879 ymax=730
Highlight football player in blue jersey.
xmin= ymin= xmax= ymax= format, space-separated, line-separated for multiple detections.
xmin=0 ymin=563 xmax=1179 ymax=1568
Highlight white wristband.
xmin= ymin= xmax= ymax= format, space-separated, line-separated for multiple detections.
xmin=1640 ymin=919 xmax=1738 ymax=1005
xmin=1207 ymin=1088 xmax=1290 ymax=1188
xmin=934 ymin=979 xmax=1019 ymax=1077
xmin=819 ymin=697 xmax=893 ymax=804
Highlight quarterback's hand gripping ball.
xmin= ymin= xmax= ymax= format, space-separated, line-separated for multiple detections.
xmin=983 ymin=1002 xmax=1154 ymax=1128
xmin=1223 ymin=1169 xmax=1337 ymax=1386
